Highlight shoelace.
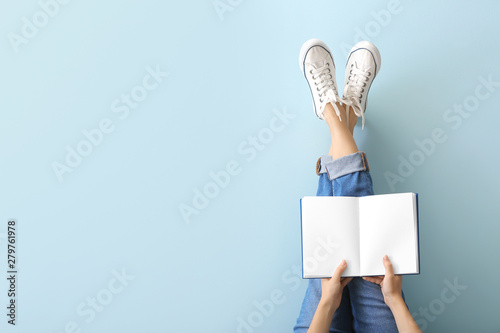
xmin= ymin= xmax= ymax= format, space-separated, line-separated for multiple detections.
xmin=311 ymin=64 xmax=342 ymax=120
xmin=342 ymin=62 xmax=372 ymax=129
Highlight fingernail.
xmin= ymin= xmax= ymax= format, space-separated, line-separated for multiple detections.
xmin=341 ymin=259 xmax=346 ymax=265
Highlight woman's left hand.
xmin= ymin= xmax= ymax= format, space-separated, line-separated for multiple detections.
xmin=319 ymin=259 xmax=353 ymax=311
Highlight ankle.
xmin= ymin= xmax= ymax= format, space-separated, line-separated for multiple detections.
xmin=325 ymin=117 xmax=350 ymax=135
xmin=323 ymin=109 xmax=336 ymax=124
xmin=324 ymin=102 xmax=345 ymax=122
xmin=348 ymin=108 xmax=358 ymax=132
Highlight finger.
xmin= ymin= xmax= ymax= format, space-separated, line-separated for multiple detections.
xmin=383 ymin=255 xmax=394 ymax=276
xmin=332 ymin=259 xmax=347 ymax=280
xmin=363 ymin=275 xmax=383 ymax=281
xmin=363 ymin=276 xmax=383 ymax=285
xmin=341 ymin=277 xmax=353 ymax=288
xmin=362 ymin=275 xmax=383 ymax=281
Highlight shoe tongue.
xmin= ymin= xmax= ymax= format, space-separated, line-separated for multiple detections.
xmin=354 ymin=60 xmax=370 ymax=72
xmin=310 ymin=59 xmax=326 ymax=69
xmin=308 ymin=47 xmax=328 ymax=69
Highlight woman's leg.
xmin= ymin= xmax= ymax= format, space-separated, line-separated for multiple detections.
xmin=294 ymin=102 xmax=361 ymax=333
xmin=321 ymin=103 xmax=401 ymax=333
xmin=324 ymin=101 xmax=359 ymax=160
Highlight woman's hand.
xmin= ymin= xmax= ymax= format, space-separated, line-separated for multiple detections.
xmin=363 ymin=255 xmax=403 ymax=308
xmin=319 ymin=259 xmax=353 ymax=311
xmin=307 ymin=260 xmax=353 ymax=333
xmin=363 ymin=255 xmax=422 ymax=332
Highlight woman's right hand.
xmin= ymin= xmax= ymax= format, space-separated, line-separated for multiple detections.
xmin=363 ymin=255 xmax=403 ymax=308
xmin=364 ymin=255 xmax=422 ymax=332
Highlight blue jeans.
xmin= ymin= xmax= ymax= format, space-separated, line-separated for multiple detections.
xmin=293 ymin=152 xmax=401 ymax=333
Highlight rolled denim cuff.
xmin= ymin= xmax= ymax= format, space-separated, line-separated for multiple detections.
xmin=316 ymin=155 xmax=333 ymax=175
xmin=323 ymin=151 xmax=370 ymax=181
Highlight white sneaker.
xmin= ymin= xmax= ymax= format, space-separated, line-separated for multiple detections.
xmin=342 ymin=41 xmax=381 ymax=129
xmin=299 ymin=39 xmax=342 ymax=121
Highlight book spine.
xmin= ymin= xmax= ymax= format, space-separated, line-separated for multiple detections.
xmin=300 ymin=198 xmax=304 ymax=279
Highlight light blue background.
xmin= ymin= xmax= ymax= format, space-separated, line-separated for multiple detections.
xmin=1 ymin=0 xmax=499 ymax=332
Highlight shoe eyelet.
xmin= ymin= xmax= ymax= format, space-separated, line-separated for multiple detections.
xmin=361 ymin=88 xmax=364 ymax=92
xmin=363 ymin=83 xmax=366 ymax=87
xmin=310 ymin=70 xmax=313 ymax=74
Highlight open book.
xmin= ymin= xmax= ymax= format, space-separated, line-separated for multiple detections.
xmin=300 ymin=193 xmax=419 ymax=278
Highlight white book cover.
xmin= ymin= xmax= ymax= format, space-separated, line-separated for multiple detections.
xmin=300 ymin=193 xmax=419 ymax=278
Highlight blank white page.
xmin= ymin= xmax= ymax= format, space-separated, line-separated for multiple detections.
xmin=301 ymin=196 xmax=360 ymax=278
xmin=359 ymin=193 xmax=418 ymax=276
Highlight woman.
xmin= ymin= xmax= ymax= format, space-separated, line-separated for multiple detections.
xmin=294 ymin=39 xmax=421 ymax=333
